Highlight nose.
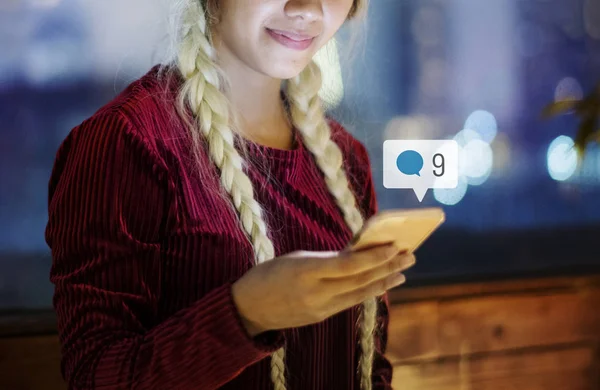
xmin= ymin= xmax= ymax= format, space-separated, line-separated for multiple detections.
xmin=284 ymin=0 xmax=323 ymax=23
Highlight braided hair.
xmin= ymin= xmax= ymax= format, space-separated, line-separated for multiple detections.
xmin=169 ymin=1 xmax=377 ymax=389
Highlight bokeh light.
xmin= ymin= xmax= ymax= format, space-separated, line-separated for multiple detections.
xmin=464 ymin=110 xmax=498 ymax=143
xmin=547 ymin=135 xmax=578 ymax=181
xmin=434 ymin=176 xmax=468 ymax=206
xmin=554 ymin=76 xmax=583 ymax=102
xmin=25 ymin=39 xmax=78 ymax=85
xmin=453 ymin=128 xmax=482 ymax=147
xmin=460 ymin=139 xmax=494 ymax=185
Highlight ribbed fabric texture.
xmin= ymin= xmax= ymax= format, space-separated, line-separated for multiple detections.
xmin=45 ymin=65 xmax=393 ymax=390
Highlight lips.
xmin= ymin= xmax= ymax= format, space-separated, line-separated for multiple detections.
xmin=268 ymin=29 xmax=315 ymax=41
xmin=266 ymin=28 xmax=317 ymax=51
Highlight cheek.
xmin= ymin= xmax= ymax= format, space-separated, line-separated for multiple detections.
xmin=317 ymin=2 xmax=354 ymax=49
xmin=219 ymin=15 xmax=261 ymax=57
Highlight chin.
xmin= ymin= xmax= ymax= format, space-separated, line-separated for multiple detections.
xmin=263 ymin=60 xmax=312 ymax=80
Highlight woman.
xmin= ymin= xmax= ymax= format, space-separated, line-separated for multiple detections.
xmin=45 ymin=0 xmax=415 ymax=389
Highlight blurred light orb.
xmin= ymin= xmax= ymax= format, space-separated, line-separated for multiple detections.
xmin=434 ymin=176 xmax=468 ymax=206
xmin=464 ymin=110 xmax=498 ymax=143
xmin=554 ymin=77 xmax=583 ymax=102
xmin=25 ymin=39 xmax=74 ymax=85
xmin=453 ymin=128 xmax=482 ymax=147
xmin=459 ymin=139 xmax=494 ymax=185
xmin=547 ymin=135 xmax=578 ymax=181
xmin=465 ymin=165 xmax=492 ymax=186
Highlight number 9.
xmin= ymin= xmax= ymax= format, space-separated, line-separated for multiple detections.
xmin=433 ymin=153 xmax=445 ymax=177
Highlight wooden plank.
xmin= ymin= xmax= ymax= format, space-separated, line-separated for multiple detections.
xmin=386 ymin=288 xmax=600 ymax=362
xmin=389 ymin=274 xmax=600 ymax=304
xmin=392 ymin=344 xmax=597 ymax=390
xmin=437 ymin=290 xmax=600 ymax=357
xmin=386 ymin=301 xmax=439 ymax=362
xmin=0 ymin=335 xmax=66 ymax=390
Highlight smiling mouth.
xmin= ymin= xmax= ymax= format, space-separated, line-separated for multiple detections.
xmin=266 ymin=28 xmax=317 ymax=51
xmin=268 ymin=29 xmax=316 ymax=41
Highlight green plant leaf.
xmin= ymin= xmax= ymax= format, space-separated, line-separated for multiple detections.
xmin=541 ymin=100 xmax=578 ymax=118
xmin=574 ymin=116 xmax=598 ymax=157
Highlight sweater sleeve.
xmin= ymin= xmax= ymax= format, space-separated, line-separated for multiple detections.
xmin=354 ymin=139 xmax=395 ymax=389
xmin=45 ymin=111 xmax=285 ymax=390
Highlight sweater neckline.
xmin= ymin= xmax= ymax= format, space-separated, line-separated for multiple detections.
xmin=234 ymin=87 xmax=306 ymax=162
xmin=235 ymin=125 xmax=305 ymax=162
xmin=159 ymin=65 xmax=307 ymax=162
xmin=152 ymin=65 xmax=308 ymax=183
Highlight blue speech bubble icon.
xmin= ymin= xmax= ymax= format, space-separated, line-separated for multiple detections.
xmin=396 ymin=150 xmax=424 ymax=176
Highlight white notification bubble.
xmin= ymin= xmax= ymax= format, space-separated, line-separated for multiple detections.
xmin=383 ymin=140 xmax=459 ymax=202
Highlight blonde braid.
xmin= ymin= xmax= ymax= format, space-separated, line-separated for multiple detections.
xmin=175 ymin=2 xmax=288 ymax=388
xmin=287 ymin=61 xmax=378 ymax=390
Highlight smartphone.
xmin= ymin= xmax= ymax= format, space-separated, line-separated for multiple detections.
xmin=348 ymin=207 xmax=445 ymax=253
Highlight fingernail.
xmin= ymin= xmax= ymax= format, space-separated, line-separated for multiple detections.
xmin=392 ymin=273 xmax=406 ymax=285
xmin=403 ymin=254 xmax=416 ymax=266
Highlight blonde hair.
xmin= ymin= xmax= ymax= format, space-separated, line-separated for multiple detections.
xmin=167 ymin=1 xmax=378 ymax=389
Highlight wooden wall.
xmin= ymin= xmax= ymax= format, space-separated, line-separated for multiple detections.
xmin=1 ymin=275 xmax=599 ymax=389
xmin=386 ymin=275 xmax=600 ymax=389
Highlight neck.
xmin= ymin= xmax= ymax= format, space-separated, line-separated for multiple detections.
xmin=213 ymin=40 xmax=294 ymax=149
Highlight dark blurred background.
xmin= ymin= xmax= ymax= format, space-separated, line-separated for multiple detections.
xmin=1 ymin=0 xmax=599 ymax=311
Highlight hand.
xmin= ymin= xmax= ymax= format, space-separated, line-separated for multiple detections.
xmin=231 ymin=243 xmax=415 ymax=337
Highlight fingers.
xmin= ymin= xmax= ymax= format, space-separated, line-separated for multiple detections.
xmin=320 ymin=253 xmax=415 ymax=296
xmin=308 ymin=243 xmax=403 ymax=279
xmin=329 ymin=272 xmax=407 ymax=313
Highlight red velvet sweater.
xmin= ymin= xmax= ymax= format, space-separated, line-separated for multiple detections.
xmin=45 ymin=65 xmax=393 ymax=390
